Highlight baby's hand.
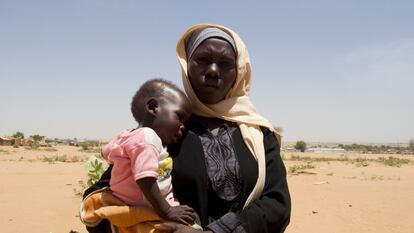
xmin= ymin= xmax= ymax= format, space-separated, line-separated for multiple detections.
xmin=163 ymin=205 xmax=196 ymax=225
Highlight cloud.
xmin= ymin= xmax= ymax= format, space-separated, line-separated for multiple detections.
xmin=337 ymin=38 xmax=414 ymax=83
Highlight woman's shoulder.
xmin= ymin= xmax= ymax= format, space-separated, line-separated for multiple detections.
xmin=259 ymin=126 xmax=272 ymax=135
xmin=259 ymin=126 xmax=280 ymax=149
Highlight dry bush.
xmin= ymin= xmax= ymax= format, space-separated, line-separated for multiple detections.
xmin=41 ymin=155 xmax=87 ymax=163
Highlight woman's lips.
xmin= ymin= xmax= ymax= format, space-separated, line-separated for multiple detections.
xmin=204 ymin=77 xmax=220 ymax=87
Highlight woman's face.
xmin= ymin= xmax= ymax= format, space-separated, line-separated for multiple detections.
xmin=187 ymin=38 xmax=237 ymax=105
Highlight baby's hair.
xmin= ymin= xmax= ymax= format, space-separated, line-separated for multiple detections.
xmin=131 ymin=78 xmax=184 ymax=123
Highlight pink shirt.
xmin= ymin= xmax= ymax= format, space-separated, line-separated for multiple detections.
xmin=103 ymin=128 xmax=165 ymax=206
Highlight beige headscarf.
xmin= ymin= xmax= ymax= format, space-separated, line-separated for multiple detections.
xmin=176 ymin=23 xmax=281 ymax=208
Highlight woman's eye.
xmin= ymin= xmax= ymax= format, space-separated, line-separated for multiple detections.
xmin=196 ymin=57 xmax=209 ymax=64
xmin=220 ymin=61 xmax=233 ymax=68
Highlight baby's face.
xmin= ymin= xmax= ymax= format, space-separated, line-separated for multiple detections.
xmin=152 ymin=90 xmax=192 ymax=145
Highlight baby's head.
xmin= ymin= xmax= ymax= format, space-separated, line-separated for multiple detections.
xmin=131 ymin=79 xmax=192 ymax=145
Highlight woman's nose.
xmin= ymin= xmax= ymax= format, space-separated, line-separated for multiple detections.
xmin=205 ymin=63 xmax=219 ymax=78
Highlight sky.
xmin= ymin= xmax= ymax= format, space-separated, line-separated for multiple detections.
xmin=1 ymin=0 xmax=413 ymax=143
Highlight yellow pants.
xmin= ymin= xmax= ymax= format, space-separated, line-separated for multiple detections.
xmin=80 ymin=188 xmax=162 ymax=233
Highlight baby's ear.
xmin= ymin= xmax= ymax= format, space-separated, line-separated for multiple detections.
xmin=145 ymin=98 xmax=159 ymax=116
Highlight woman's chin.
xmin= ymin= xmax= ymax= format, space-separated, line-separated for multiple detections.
xmin=197 ymin=92 xmax=223 ymax=104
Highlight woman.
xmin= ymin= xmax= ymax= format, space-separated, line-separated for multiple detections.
xmin=83 ymin=23 xmax=290 ymax=233
xmin=156 ymin=23 xmax=291 ymax=233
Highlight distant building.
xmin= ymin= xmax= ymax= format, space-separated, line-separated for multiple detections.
xmin=282 ymin=147 xmax=296 ymax=152
xmin=308 ymin=147 xmax=345 ymax=154
xmin=0 ymin=137 xmax=15 ymax=146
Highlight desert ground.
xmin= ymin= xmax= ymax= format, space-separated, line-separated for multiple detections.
xmin=1 ymin=145 xmax=413 ymax=233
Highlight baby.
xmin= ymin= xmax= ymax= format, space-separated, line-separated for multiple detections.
xmin=102 ymin=79 xmax=195 ymax=225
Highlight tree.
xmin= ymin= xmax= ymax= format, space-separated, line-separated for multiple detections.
xmin=30 ymin=134 xmax=44 ymax=149
xmin=31 ymin=134 xmax=45 ymax=142
xmin=409 ymin=138 xmax=414 ymax=152
xmin=12 ymin=131 xmax=24 ymax=139
xmin=295 ymin=140 xmax=307 ymax=152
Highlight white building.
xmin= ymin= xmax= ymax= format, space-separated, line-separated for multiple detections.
xmin=307 ymin=147 xmax=345 ymax=154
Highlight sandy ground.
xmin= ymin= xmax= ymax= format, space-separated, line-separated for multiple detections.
xmin=1 ymin=145 xmax=414 ymax=233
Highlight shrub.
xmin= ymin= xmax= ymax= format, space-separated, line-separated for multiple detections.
xmin=378 ymin=156 xmax=410 ymax=167
xmin=41 ymin=154 xmax=86 ymax=163
xmin=85 ymin=159 xmax=105 ymax=187
xmin=31 ymin=141 xmax=40 ymax=149
xmin=80 ymin=143 xmax=89 ymax=151
xmin=289 ymin=163 xmax=315 ymax=175
xmin=31 ymin=134 xmax=45 ymax=142
xmin=12 ymin=131 xmax=24 ymax=139
xmin=294 ymin=140 xmax=307 ymax=152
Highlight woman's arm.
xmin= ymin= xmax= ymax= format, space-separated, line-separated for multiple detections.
xmin=206 ymin=128 xmax=291 ymax=233
xmin=156 ymin=130 xmax=291 ymax=233
xmin=169 ymin=126 xmax=291 ymax=233
xmin=237 ymin=128 xmax=291 ymax=233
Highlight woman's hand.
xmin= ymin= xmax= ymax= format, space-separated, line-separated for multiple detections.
xmin=154 ymin=222 xmax=211 ymax=233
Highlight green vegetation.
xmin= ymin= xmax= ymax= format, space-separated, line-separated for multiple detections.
xmin=289 ymin=155 xmax=349 ymax=162
xmin=29 ymin=134 xmax=45 ymax=149
xmin=31 ymin=134 xmax=45 ymax=142
xmin=287 ymin=154 xmax=412 ymax=167
xmin=353 ymin=158 xmax=370 ymax=167
xmin=289 ymin=163 xmax=316 ymax=175
xmin=41 ymin=154 xmax=86 ymax=163
xmin=42 ymin=147 xmax=57 ymax=152
xmin=12 ymin=131 xmax=24 ymax=139
xmin=339 ymin=143 xmax=412 ymax=154
xmin=79 ymin=141 xmax=102 ymax=153
xmin=85 ymin=159 xmax=105 ymax=187
xmin=378 ymin=156 xmax=410 ymax=167
xmin=80 ymin=143 xmax=89 ymax=151
xmin=294 ymin=140 xmax=307 ymax=152
xmin=31 ymin=142 xmax=40 ymax=149
xmin=74 ymin=156 xmax=106 ymax=196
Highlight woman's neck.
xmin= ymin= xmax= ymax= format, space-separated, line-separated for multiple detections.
xmin=193 ymin=114 xmax=230 ymax=135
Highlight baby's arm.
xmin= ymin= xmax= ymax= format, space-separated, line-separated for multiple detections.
xmin=136 ymin=177 xmax=196 ymax=225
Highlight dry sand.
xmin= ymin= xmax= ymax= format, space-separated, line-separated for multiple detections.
xmin=1 ymin=146 xmax=413 ymax=233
